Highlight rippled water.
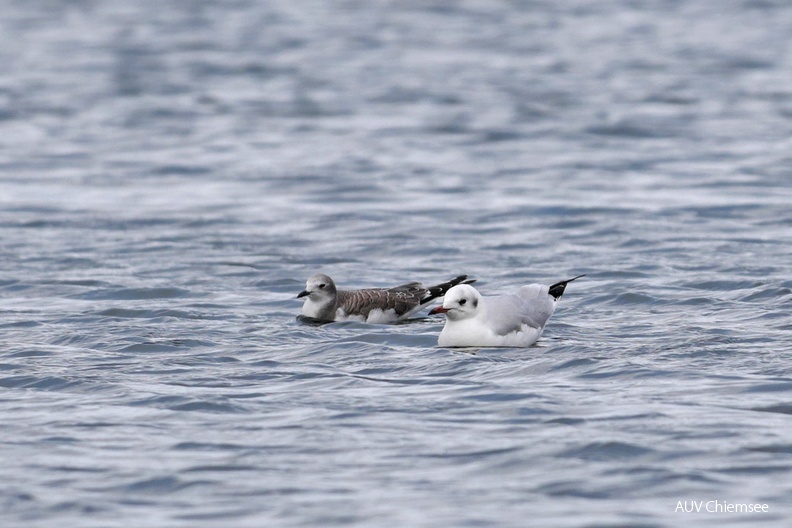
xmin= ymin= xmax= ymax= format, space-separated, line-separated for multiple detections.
xmin=2 ymin=1 xmax=792 ymax=526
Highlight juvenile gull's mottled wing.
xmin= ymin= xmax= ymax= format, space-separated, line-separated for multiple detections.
xmin=336 ymin=287 xmax=422 ymax=319
xmin=336 ymin=275 xmax=476 ymax=321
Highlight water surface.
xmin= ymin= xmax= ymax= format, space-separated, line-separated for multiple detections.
xmin=1 ymin=1 xmax=792 ymax=526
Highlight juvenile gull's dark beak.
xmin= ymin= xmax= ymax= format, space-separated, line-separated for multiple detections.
xmin=429 ymin=306 xmax=449 ymax=315
xmin=297 ymin=290 xmax=310 ymax=298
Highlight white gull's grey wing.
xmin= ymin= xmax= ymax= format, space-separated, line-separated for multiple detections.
xmin=482 ymin=275 xmax=586 ymax=336
xmin=479 ymin=289 xmax=553 ymax=336
xmin=515 ymin=284 xmax=556 ymax=328
xmin=501 ymin=274 xmax=585 ymax=335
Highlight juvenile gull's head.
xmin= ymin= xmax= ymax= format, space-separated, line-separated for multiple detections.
xmin=297 ymin=273 xmax=337 ymax=302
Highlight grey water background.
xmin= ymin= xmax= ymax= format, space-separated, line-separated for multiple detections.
xmin=1 ymin=1 xmax=792 ymax=527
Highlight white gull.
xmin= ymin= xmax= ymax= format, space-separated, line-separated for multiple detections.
xmin=428 ymin=275 xmax=585 ymax=347
xmin=297 ymin=273 xmax=476 ymax=323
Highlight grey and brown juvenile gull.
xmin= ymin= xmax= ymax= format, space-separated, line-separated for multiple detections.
xmin=297 ymin=273 xmax=476 ymax=323
xmin=429 ymin=275 xmax=585 ymax=347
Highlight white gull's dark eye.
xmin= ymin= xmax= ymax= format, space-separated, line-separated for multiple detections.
xmin=319 ymin=284 xmax=326 ymax=289
xmin=459 ymin=298 xmax=467 ymax=306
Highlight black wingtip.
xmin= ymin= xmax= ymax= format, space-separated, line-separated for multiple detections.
xmin=548 ymin=274 xmax=586 ymax=300
xmin=447 ymin=275 xmax=476 ymax=288
xmin=452 ymin=275 xmax=477 ymax=288
xmin=424 ymin=275 xmax=477 ymax=303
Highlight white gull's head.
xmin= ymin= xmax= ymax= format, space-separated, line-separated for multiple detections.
xmin=431 ymin=283 xmax=482 ymax=321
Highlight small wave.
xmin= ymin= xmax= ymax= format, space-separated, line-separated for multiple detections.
xmin=752 ymin=404 xmax=792 ymax=415
xmin=557 ymin=441 xmax=655 ymax=462
xmin=0 ymin=375 xmax=84 ymax=391
xmin=112 ymin=338 xmax=216 ymax=353
xmin=80 ymin=287 xmax=194 ymax=300
xmin=96 ymin=308 xmax=220 ymax=320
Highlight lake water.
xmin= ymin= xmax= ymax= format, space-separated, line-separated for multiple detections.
xmin=1 ymin=1 xmax=792 ymax=527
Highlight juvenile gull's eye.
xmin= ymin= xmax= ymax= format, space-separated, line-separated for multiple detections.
xmin=459 ymin=298 xmax=467 ymax=306
xmin=319 ymin=284 xmax=326 ymax=289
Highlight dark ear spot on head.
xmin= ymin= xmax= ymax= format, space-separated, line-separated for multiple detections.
xmin=472 ymin=298 xmax=478 ymax=308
